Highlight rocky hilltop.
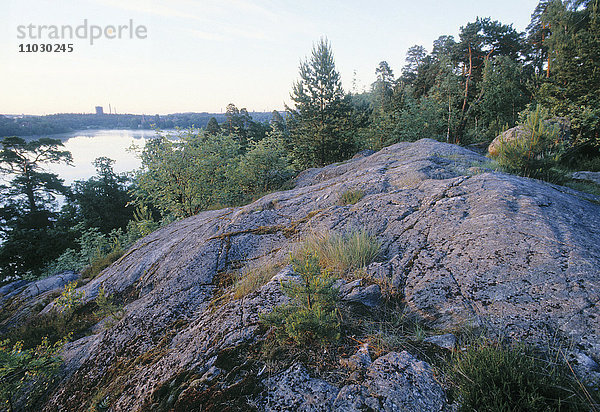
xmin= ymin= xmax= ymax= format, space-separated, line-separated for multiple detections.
xmin=2 ymin=139 xmax=600 ymax=411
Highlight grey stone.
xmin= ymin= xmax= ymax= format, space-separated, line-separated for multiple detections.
xmin=200 ymin=365 xmax=223 ymax=383
xmin=365 ymin=351 xmax=448 ymax=412
xmin=488 ymin=125 xmax=530 ymax=157
xmin=338 ymin=279 xmax=382 ymax=308
xmin=263 ymin=350 xmax=448 ymax=412
xmin=352 ymin=149 xmax=375 ymax=159
xmin=340 ymin=343 xmax=372 ymax=371
xmin=343 ymin=284 xmax=382 ymax=308
xmin=262 ymin=363 xmax=339 ymax=411
xmin=333 ymin=385 xmax=381 ymax=411
xmin=567 ymin=351 xmax=600 ymax=387
xmin=31 ymin=139 xmax=599 ymax=411
xmin=572 ymin=171 xmax=600 ymax=186
xmin=424 ymin=334 xmax=457 ymax=350
xmin=0 ymin=271 xmax=80 ymax=334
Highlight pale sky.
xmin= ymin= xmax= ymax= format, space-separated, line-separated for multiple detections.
xmin=0 ymin=0 xmax=539 ymax=115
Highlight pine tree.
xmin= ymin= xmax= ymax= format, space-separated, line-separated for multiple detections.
xmin=206 ymin=117 xmax=220 ymax=135
xmin=0 ymin=137 xmax=74 ymax=279
xmin=286 ymin=38 xmax=355 ymax=168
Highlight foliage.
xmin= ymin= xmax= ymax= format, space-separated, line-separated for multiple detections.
xmin=55 ymin=281 xmax=85 ymax=315
xmin=0 ymin=336 xmax=68 ymax=411
xmin=449 ymin=340 xmax=593 ymax=411
xmin=261 ymin=254 xmax=340 ymax=345
xmin=535 ymin=0 xmax=600 ymax=146
xmin=476 ymin=55 xmax=530 ymax=141
xmin=493 ymin=105 xmax=566 ymax=180
xmin=0 ymin=137 xmax=74 ymax=281
xmin=41 ymin=225 xmax=128 ymax=279
xmin=339 ymin=189 xmax=365 ymax=205
xmin=235 ymin=135 xmax=292 ymax=196
xmin=300 ymin=230 xmax=381 ymax=275
xmin=94 ymin=285 xmax=124 ymax=322
xmin=205 ymin=117 xmax=221 ymax=136
xmin=286 ymin=38 xmax=357 ymax=168
xmin=69 ymin=157 xmax=134 ymax=234
xmin=132 ymin=129 xmax=241 ymax=218
xmin=82 ymin=249 xmax=124 ymax=280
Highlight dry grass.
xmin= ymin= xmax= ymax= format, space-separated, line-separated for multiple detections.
xmin=339 ymin=189 xmax=365 ymax=205
xmin=298 ymin=230 xmax=381 ymax=276
xmin=233 ymin=260 xmax=285 ymax=299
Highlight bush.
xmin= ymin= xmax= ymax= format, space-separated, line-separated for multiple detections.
xmin=449 ymin=340 xmax=593 ymax=411
xmin=0 ymin=336 xmax=68 ymax=411
xmin=261 ymin=254 xmax=340 ymax=345
xmin=301 ymin=230 xmax=381 ymax=275
xmin=493 ymin=105 xmax=567 ymax=181
xmin=94 ymin=285 xmax=124 ymax=323
xmin=81 ymin=249 xmax=124 ymax=280
xmin=339 ymin=189 xmax=365 ymax=205
xmin=55 ymin=281 xmax=85 ymax=315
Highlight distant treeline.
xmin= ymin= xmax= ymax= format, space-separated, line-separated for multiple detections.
xmin=0 ymin=111 xmax=274 ymax=137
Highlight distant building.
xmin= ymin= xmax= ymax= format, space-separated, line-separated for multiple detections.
xmin=95 ymin=106 xmax=104 ymax=115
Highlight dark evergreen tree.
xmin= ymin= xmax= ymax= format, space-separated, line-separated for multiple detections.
xmin=402 ymin=45 xmax=427 ymax=83
xmin=69 ymin=157 xmax=134 ymax=234
xmin=206 ymin=117 xmax=221 ymax=135
xmin=286 ymin=38 xmax=355 ymax=167
xmin=0 ymin=137 xmax=74 ymax=280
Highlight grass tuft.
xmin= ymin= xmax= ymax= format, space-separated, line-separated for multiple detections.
xmin=448 ymin=340 xmax=596 ymax=411
xmin=339 ymin=189 xmax=365 ymax=205
xmin=299 ymin=230 xmax=381 ymax=275
xmin=233 ymin=260 xmax=284 ymax=299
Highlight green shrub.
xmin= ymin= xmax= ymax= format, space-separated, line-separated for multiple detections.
xmin=55 ymin=281 xmax=85 ymax=315
xmin=261 ymin=254 xmax=340 ymax=345
xmin=94 ymin=285 xmax=124 ymax=323
xmin=339 ymin=189 xmax=365 ymax=205
xmin=449 ymin=340 xmax=593 ymax=411
xmin=493 ymin=105 xmax=567 ymax=181
xmin=301 ymin=230 xmax=381 ymax=275
xmin=82 ymin=249 xmax=124 ymax=280
xmin=0 ymin=336 xmax=68 ymax=411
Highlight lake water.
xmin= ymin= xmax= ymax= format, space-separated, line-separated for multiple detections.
xmin=41 ymin=129 xmax=162 ymax=184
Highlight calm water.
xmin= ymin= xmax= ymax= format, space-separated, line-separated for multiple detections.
xmin=40 ymin=129 xmax=162 ymax=184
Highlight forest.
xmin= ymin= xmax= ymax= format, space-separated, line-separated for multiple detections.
xmin=0 ymin=111 xmax=274 ymax=137
xmin=1 ymin=0 xmax=599 ymax=283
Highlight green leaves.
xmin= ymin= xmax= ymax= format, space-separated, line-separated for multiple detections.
xmin=0 ymin=335 xmax=68 ymax=410
xmin=0 ymin=137 xmax=74 ymax=280
xmin=133 ymin=130 xmax=241 ymax=219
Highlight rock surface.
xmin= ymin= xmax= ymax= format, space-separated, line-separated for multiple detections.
xmin=487 ymin=117 xmax=570 ymax=157
xmin=0 ymin=271 xmax=80 ymax=334
xmin=424 ymin=334 xmax=457 ymax=350
xmin=3 ymin=139 xmax=599 ymax=411
xmin=262 ymin=351 xmax=448 ymax=412
xmin=572 ymin=171 xmax=600 ymax=186
xmin=488 ymin=125 xmax=530 ymax=156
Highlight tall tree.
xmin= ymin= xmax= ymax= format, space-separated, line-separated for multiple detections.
xmin=206 ymin=117 xmax=221 ymax=135
xmin=373 ymin=61 xmax=395 ymax=111
xmin=69 ymin=157 xmax=134 ymax=234
xmin=286 ymin=38 xmax=355 ymax=168
xmin=402 ymin=45 xmax=427 ymax=83
xmin=0 ymin=137 xmax=73 ymax=280
xmin=536 ymin=0 xmax=600 ymax=144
